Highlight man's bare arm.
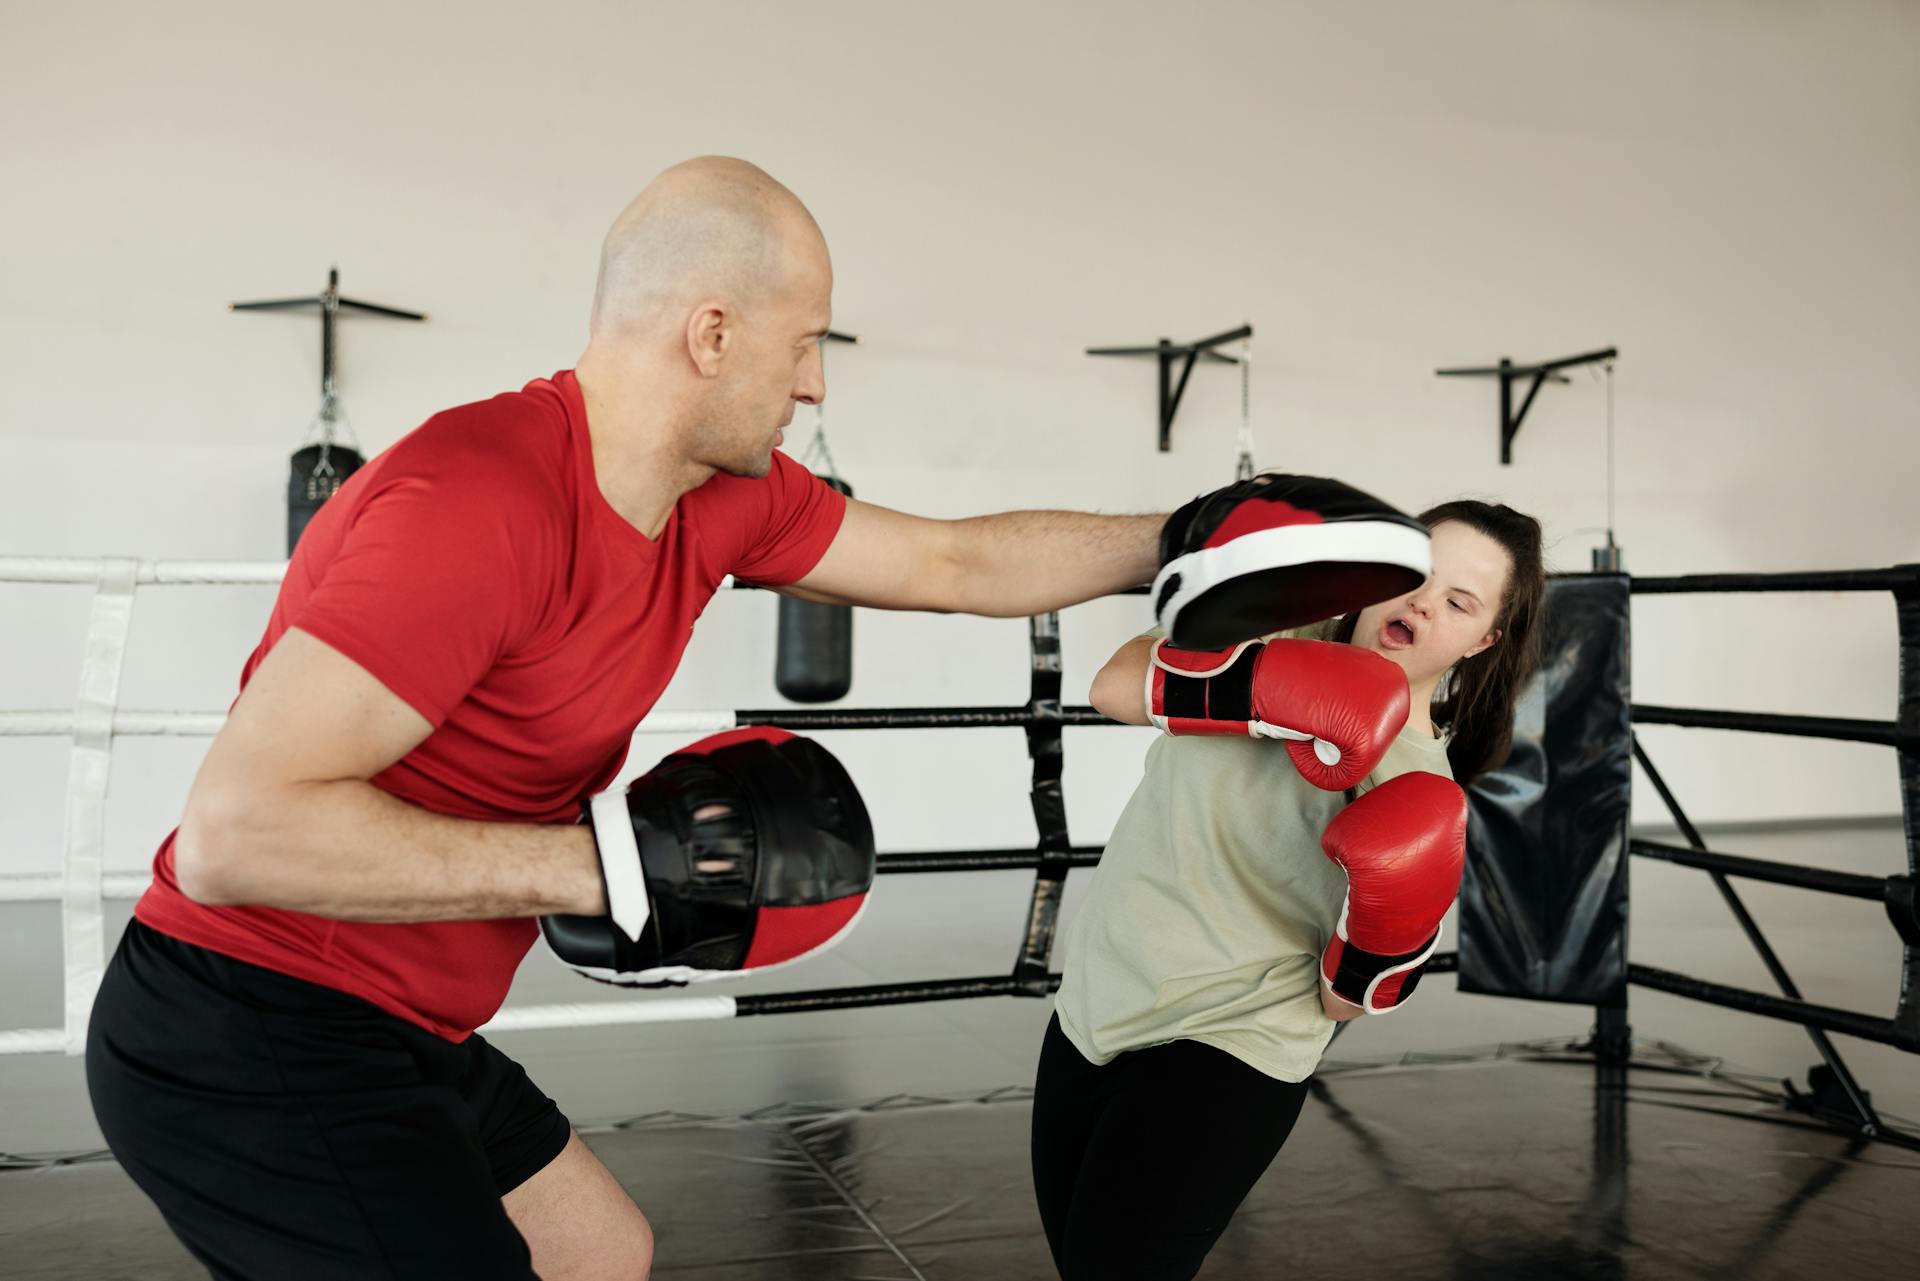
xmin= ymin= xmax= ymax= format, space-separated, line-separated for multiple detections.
xmin=782 ymin=499 xmax=1161 ymax=617
xmin=173 ymin=628 xmax=603 ymax=922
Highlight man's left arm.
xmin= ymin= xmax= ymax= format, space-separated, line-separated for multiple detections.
xmin=780 ymin=498 xmax=1161 ymax=617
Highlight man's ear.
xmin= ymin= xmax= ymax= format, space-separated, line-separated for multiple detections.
xmin=685 ymin=301 xmax=731 ymax=377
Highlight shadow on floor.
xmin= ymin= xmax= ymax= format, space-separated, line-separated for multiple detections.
xmin=4 ymin=1040 xmax=1916 ymax=1280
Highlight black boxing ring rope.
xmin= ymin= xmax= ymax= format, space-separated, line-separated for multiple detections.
xmin=1617 ymin=563 xmax=1920 ymax=1142
xmin=4 ymin=554 xmax=1917 ymax=1148
xmin=1632 ymin=705 xmax=1901 ymax=746
xmin=0 ymin=559 xmax=1155 ymax=1050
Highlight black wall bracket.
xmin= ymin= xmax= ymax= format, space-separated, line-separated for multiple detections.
xmin=230 ymin=266 xmax=428 ymax=430
xmin=1087 ymin=323 xmax=1251 ymax=453
xmin=1437 ymin=346 xmax=1618 ymax=464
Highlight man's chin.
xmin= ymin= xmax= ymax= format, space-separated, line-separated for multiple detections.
xmin=717 ymin=451 xmax=775 ymax=481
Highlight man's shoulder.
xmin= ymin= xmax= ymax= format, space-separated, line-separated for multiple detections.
xmin=409 ymin=379 xmax=569 ymax=462
xmin=373 ymin=380 xmax=573 ymax=507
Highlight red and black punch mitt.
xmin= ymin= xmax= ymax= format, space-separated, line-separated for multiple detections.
xmin=1153 ymin=474 xmax=1431 ymax=649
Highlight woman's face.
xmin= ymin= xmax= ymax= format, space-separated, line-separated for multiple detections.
xmin=1350 ymin=521 xmax=1512 ymax=691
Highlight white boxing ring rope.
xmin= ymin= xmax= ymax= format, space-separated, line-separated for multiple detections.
xmin=0 ymin=710 xmax=742 ymax=739
xmin=1 ymin=557 xmax=291 ymax=586
xmin=0 ymin=555 xmax=760 ymax=1055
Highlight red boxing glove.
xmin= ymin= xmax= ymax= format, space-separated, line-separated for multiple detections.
xmin=1145 ymin=637 xmax=1410 ymax=790
xmin=1318 ymin=771 xmax=1467 ymax=1014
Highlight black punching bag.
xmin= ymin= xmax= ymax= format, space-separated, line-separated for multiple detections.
xmin=776 ymin=476 xmax=854 ymax=702
xmin=288 ymin=441 xmax=365 ymax=554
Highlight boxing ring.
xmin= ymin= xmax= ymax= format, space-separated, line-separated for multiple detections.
xmin=3 ymin=556 xmax=1920 ymax=1275
xmin=0 ymin=555 xmax=1110 ymax=1057
xmin=2 ymin=555 xmax=1917 ymax=1156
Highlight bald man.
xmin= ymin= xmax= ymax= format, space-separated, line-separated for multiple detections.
xmin=84 ymin=158 xmax=1167 ymax=1280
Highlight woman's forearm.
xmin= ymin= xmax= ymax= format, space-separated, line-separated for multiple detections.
xmin=1090 ymin=635 xmax=1156 ymax=724
xmin=1319 ymin=984 xmax=1365 ymax=1022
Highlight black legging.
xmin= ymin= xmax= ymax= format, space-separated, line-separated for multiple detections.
xmin=1030 ymin=1015 xmax=1312 ymax=1281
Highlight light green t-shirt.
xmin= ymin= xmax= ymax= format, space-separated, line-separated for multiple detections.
xmin=1053 ymin=626 xmax=1456 ymax=1082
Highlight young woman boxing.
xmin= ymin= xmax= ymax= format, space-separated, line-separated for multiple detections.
xmin=1032 ymin=499 xmax=1546 ymax=1281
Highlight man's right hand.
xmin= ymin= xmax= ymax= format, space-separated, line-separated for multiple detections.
xmin=540 ymin=727 xmax=875 ymax=988
xmin=1153 ymin=473 xmax=1431 ymax=649
xmin=1144 ymin=636 xmax=1410 ymax=790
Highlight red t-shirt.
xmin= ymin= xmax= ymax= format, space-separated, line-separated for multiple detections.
xmin=135 ymin=371 xmax=847 ymax=1040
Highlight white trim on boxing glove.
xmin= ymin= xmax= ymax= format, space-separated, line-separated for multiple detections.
xmin=1143 ymin=637 xmax=1345 ymax=768
xmin=1153 ymin=520 xmax=1433 ymax=647
xmin=1319 ymin=899 xmax=1443 ymax=1016
xmin=588 ymin=789 xmax=652 ymax=944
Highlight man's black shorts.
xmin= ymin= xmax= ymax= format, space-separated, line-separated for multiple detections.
xmin=86 ymin=918 xmax=572 ymax=1280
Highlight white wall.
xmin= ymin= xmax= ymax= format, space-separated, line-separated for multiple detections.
xmin=4 ymin=0 xmax=1918 ymax=887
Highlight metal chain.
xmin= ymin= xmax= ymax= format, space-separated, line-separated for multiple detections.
xmin=800 ymin=400 xmax=842 ymax=484
xmin=301 ymin=392 xmax=358 ymax=475
xmin=1234 ymin=336 xmax=1256 ymax=481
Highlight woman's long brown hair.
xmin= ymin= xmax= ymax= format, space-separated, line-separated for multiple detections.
xmin=1334 ymin=500 xmax=1545 ymax=784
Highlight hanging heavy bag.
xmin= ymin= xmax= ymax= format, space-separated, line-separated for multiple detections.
xmin=287 ymin=440 xmax=365 ymax=554
xmin=775 ymin=475 xmax=854 ymax=702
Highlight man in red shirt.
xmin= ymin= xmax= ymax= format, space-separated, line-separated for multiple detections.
xmin=85 ymin=157 xmax=1173 ymax=1280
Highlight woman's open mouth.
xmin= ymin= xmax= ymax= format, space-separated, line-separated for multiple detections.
xmin=1382 ymin=619 xmax=1416 ymax=649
